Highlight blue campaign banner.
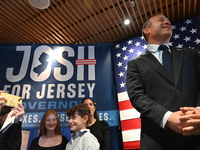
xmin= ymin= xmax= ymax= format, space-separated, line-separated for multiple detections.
xmin=0 ymin=43 xmax=119 ymax=129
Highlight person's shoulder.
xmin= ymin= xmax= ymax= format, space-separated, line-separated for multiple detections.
xmin=172 ymin=46 xmax=199 ymax=55
xmin=100 ymin=120 xmax=109 ymax=127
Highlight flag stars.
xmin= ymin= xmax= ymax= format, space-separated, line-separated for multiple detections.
xmin=190 ymin=28 xmax=197 ymax=34
xmin=137 ymin=51 xmax=143 ymax=56
xmin=177 ymin=44 xmax=184 ymax=48
xmin=129 ymin=48 xmax=134 ymax=53
xmin=117 ymin=62 xmax=123 ymax=67
xmin=116 ymin=52 xmax=121 ymax=58
xmin=140 ymin=36 xmax=145 ymax=40
xmin=135 ymin=41 xmax=141 ymax=47
xmin=142 ymin=44 xmax=148 ymax=49
xmin=183 ymin=36 xmax=191 ymax=42
xmin=123 ymin=55 xmax=129 ymax=61
xmin=122 ymin=46 xmax=127 ymax=51
xmin=118 ymin=71 xmax=125 ymax=77
xmin=172 ymin=25 xmax=176 ymax=30
xmin=119 ymin=82 xmax=126 ymax=88
xmin=127 ymin=40 xmax=133 ymax=45
xmin=185 ymin=19 xmax=192 ymax=24
xmin=168 ymin=42 xmax=173 ymax=46
xmin=173 ymin=34 xmax=180 ymax=39
xmin=194 ymin=38 xmax=200 ymax=44
xmin=115 ymin=44 xmax=120 ymax=49
xmin=179 ymin=26 xmax=187 ymax=32
xmin=124 ymin=65 xmax=127 ymax=70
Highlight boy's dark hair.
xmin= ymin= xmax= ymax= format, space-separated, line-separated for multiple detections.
xmin=67 ymin=103 xmax=91 ymax=125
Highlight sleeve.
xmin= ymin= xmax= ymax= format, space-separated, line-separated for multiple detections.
xmin=126 ymin=58 xmax=168 ymax=125
xmin=4 ymin=122 xmax=22 ymax=150
xmin=101 ymin=120 xmax=110 ymax=150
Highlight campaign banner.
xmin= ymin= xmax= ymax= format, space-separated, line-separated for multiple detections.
xmin=0 ymin=43 xmax=119 ymax=129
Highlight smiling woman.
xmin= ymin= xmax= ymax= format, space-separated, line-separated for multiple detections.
xmin=28 ymin=109 xmax=68 ymax=150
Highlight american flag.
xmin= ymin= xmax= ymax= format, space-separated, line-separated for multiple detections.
xmin=112 ymin=14 xmax=200 ymax=150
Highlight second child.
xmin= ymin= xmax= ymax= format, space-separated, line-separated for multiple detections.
xmin=65 ymin=103 xmax=100 ymax=150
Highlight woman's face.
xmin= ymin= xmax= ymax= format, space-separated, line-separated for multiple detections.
xmin=45 ymin=113 xmax=57 ymax=132
xmin=82 ymin=99 xmax=96 ymax=116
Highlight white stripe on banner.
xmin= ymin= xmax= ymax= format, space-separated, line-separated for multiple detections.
xmin=117 ymin=91 xmax=129 ymax=102
xmin=122 ymin=129 xmax=141 ymax=142
xmin=120 ymin=108 xmax=140 ymax=121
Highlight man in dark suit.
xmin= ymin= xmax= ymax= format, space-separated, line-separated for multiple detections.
xmin=126 ymin=14 xmax=200 ymax=150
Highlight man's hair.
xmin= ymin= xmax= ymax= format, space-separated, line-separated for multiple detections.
xmin=67 ymin=103 xmax=91 ymax=125
xmin=142 ymin=13 xmax=164 ymax=41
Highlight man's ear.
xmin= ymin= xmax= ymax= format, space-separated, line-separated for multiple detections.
xmin=143 ymin=28 xmax=150 ymax=35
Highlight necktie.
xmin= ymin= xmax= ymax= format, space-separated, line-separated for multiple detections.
xmin=159 ymin=45 xmax=174 ymax=80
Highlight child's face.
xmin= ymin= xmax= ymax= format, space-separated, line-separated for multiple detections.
xmin=68 ymin=112 xmax=87 ymax=132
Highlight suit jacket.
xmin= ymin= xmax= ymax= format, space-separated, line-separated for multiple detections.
xmin=126 ymin=47 xmax=200 ymax=150
xmin=0 ymin=122 xmax=22 ymax=150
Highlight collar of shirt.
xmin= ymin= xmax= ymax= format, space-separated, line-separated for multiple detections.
xmin=147 ymin=43 xmax=170 ymax=64
xmin=71 ymin=129 xmax=89 ymax=140
xmin=147 ymin=43 xmax=170 ymax=53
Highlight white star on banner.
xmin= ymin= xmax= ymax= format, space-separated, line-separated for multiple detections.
xmin=135 ymin=42 xmax=141 ymax=47
xmin=127 ymin=40 xmax=133 ymax=45
xmin=122 ymin=46 xmax=127 ymax=51
xmin=177 ymin=43 xmax=184 ymax=48
xmin=116 ymin=53 xmax=121 ymax=58
xmin=180 ymin=26 xmax=187 ymax=32
xmin=117 ymin=62 xmax=123 ymax=67
xmin=123 ymin=55 xmax=129 ymax=61
xmin=129 ymin=48 xmax=134 ymax=53
xmin=119 ymin=82 xmax=126 ymax=88
xmin=118 ymin=71 xmax=124 ymax=77
xmin=183 ymin=36 xmax=191 ymax=42
xmin=173 ymin=34 xmax=180 ymax=39
xmin=115 ymin=44 xmax=120 ymax=49
xmin=190 ymin=28 xmax=197 ymax=34
xmin=194 ymin=38 xmax=200 ymax=44
xmin=185 ymin=19 xmax=192 ymax=24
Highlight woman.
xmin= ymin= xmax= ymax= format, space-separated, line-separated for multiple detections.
xmin=81 ymin=98 xmax=110 ymax=150
xmin=29 ymin=109 xmax=68 ymax=150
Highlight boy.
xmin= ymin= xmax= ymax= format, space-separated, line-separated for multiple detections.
xmin=65 ymin=103 xmax=100 ymax=150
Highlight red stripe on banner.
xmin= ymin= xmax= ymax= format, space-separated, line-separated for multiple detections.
xmin=118 ymin=100 xmax=134 ymax=111
xmin=121 ymin=118 xmax=141 ymax=131
xmin=123 ymin=141 xmax=140 ymax=150
xmin=76 ymin=59 xmax=96 ymax=65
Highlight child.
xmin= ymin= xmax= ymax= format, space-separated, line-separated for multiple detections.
xmin=65 ymin=103 xmax=100 ymax=150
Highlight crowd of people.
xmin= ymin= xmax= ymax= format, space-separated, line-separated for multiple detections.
xmin=1 ymin=13 xmax=200 ymax=150
xmin=0 ymin=92 xmax=110 ymax=150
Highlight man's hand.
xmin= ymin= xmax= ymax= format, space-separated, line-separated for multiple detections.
xmin=180 ymin=107 xmax=200 ymax=135
xmin=166 ymin=111 xmax=187 ymax=134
